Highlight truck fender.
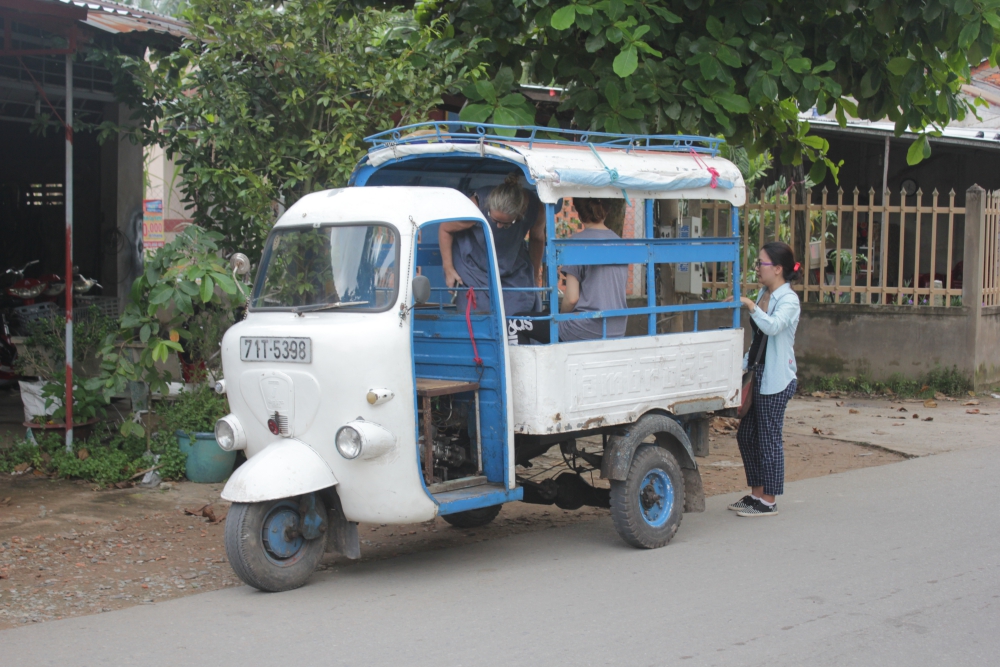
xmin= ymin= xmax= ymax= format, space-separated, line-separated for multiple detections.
xmin=221 ymin=439 xmax=338 ymax=504
xmin=601 ymin=412 xmax=705 ymax=513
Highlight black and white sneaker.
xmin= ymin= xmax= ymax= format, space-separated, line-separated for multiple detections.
xmin=727 ymin=495 xmax=755 ymax=512
xmin=737 ymin=499 xmax=779 ymax=517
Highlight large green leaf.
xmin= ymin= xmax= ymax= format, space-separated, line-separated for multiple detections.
xmin=491 ymin=107 xmax=521 ymax=134
xmin=958 ymin=21 xmax=981 ymax=49
xmin=551 ymin=5 xmax=576 ymax=29
xmin=460 ymin=103 xmax=495 ymax=124
xmin=714 ymin=91 xmax=750 ymax=113
xmin=200 ymin=274 xmax=215 ymax=303
xmin=907 ymin=135 xmax=931 ymax=165
xmin=474 ymin=80 xmax=498 ymax=105
xmin=613 ymin=46 xmax=638 ymax=78
xmin=886 ymin=57 xmax=913 ymax=76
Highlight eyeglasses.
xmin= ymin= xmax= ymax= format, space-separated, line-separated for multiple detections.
xmin=487 ymin=211 xmax=516 ymax=229
xmin=754 ymin=260 xmax=775 ymax=269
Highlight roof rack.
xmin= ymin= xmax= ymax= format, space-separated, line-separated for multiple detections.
xmin=364 ymin=122 xmax=724 ymax=156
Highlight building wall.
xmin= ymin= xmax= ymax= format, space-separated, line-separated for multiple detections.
xmin=115 ymin=104 xmax=145 ymax=313
xmin=144 ymin=144 xmax=194 ymax=243
xmin=794 ymin=303 xmax=972 ymax=381
xmin=975 ymin=307 xmax=1000 ymax=388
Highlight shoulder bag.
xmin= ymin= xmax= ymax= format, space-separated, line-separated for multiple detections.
xmin=738 ymin=329 xmax=767 ymax=419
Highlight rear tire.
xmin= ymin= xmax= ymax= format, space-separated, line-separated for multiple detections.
xmin=441 ymin=504 xmax=502 ymax=528
xmin=225 ymin=496 xmax=327 ymax=592
xmin=610 ymin=445 xmax=684 ymax=549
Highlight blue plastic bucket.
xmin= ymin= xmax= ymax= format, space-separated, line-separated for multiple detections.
xmin=175 ymin=430 xmax=237 ymax=484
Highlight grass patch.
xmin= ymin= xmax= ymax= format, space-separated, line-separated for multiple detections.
xmin=801 ymin=366 xmax=973 ymax=398
xmin=0 ymin=386 xmax=229 ymax=485
xmin=0 ymin=431 xmax=154 ymax=485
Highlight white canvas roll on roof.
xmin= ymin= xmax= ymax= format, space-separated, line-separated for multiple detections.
xmin=363 ymin=139 xmax=746 ymax=205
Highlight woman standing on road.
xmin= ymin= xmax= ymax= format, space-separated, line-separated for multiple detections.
xmin=730 ymin=241 xmax=801 ymax=517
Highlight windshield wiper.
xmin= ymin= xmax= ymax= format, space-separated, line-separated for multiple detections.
xmin=296 ymin=300 xmax=370 ymax=313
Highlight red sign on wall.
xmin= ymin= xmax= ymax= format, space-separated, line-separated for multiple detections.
xmin=143 ymin=199 xmax=164 ymax=250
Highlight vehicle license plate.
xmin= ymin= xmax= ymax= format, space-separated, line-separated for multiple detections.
xmin=240 ymin=337 xmax=311 ymax=363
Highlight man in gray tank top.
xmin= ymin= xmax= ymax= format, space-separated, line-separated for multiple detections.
xmin=438 ymin=173 xmax=546 ymax=316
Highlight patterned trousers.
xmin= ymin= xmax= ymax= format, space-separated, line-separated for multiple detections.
xmin=736 ymin=366 xmax=797 ymax=496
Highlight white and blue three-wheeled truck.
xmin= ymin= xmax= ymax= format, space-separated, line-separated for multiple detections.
xmin=213 ymin=124 xmax=747 ymax=591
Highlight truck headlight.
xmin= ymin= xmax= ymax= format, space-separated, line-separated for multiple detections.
xmin=335 ymin=426 xmax=362 ymax=459
xmin=214 ymin=414 xmax=247 ymax=451
xmin=336 ymin=420 xmax=396 ymax=460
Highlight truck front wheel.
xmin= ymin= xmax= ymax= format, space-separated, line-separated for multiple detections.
xmin=225 ymin=497 xmax=327 ymax=592
xmin=610 ymin=445 xmax=684 ymax=549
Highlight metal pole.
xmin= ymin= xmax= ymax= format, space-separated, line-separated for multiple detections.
xmin=545 ymin=203 xmax=558 ymax=343
xmin=64 ymin=53 xmax=74 ymax=452
xmin=732 ymin=206 xmax=741 ymax=329
xmin=645 ymin=199 xmax=656 ymax=335
xmin=881 ymin=136 xmax=890 ymax=203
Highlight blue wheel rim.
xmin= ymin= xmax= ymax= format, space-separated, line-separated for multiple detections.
xmin=637 ymin=468 xmax=674 ymax=528
xmin=262 ymin=501 xmax=305 ymax=565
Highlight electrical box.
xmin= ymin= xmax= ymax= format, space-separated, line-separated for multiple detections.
xmin=674 ymin=217 xmax=703 ymax=294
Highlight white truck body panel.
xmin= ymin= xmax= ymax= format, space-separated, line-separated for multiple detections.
xmin=509 ymin=329 xmax=743 ymax=435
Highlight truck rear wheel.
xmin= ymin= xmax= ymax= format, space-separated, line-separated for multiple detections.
xmin=441 ymin=504 xmax=502 ymax=528
xmin=225 ymin=496 xmax=327 ymax=592
xmin=610 ymin=445 xmax=684 ymax=549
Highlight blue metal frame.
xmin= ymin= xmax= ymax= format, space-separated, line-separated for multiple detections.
xmin=410 ymin=217 xmax=519 ymax=515
xmin=365 ymin=122 xmax=724 ymax=156
xmin=354 ymin=125 xmax=742 ymax=343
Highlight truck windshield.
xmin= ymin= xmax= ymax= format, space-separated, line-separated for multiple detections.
xmin=251 ymin=224 xmax=398 ymax=311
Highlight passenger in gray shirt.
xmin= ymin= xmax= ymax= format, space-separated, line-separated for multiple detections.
xmin=438 ymin=172 xmax=545 ymax=316
xmin=558 ymin=198 xmax=628 ymax=341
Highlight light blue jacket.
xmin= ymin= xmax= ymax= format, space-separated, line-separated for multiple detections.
xmin=742 ymin=282 xmax=801 ymax=395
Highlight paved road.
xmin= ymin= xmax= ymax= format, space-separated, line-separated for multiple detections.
xmin=4 ymin=444 xmax=1000 ymax=667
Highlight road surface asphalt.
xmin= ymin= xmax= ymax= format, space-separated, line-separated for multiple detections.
xmin=3 ymin=442 xmax=998 ymax=667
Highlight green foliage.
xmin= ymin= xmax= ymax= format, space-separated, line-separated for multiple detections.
xmin=156 ymin=385 xmax=230 ymax=435
xmin=92 ymin=0 xmax=472 ymax=263
xmin=803 ymin=366 xmax=972 ymax=398
xmin=0 ymin=433 xmax=150 ymax=486
xmin=96 ymin=226 xmax=242 ymax=404
xmin=39 ymin=378 xmax=108 ymax=425
xmin=150 ymin=386 xmax=231 ymax=480
xmin=415 ymin=0 xmax=1000 ymax=175
xmin=459 ymin=67 xmax=537 ymax=134
xmin=15 ymin=308 xmax=118 ymax=381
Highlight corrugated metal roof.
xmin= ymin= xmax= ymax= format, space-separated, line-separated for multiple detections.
xmin=58 ymin=0 xmax=190 ymax=39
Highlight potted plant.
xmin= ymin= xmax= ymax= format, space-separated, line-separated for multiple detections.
xmin=96 ymin=225 xmax=246 ymax=403
xmin=24 ymin=377 xmax=107 ymax=440
xmin=155 ymin=384 xmax=235 ymax=483
xmin=15 ymin=307 xmax=117 ymax=436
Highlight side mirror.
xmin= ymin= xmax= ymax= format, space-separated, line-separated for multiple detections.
xmin=230 ymin=253 xmax=251 ymax=276
xmin=412 ymin=275 xmax=431 ymax=305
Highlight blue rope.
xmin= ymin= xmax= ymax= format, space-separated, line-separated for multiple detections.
xmin=588 ymin=143 xmax=631 ymax=206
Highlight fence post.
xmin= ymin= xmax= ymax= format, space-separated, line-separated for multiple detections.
xmin=963 ymin=185 xmax=986 ymax=388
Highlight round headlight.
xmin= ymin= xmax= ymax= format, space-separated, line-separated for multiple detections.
xmin=215 ymin=419 xmax=236 ymax=451
xmin=214 ymin=414 xmax=246 ymax=451
xmin=335 ymin=426 xmax=362 ymax=459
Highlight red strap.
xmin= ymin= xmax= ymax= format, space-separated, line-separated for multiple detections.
xmin=464 ymin=287 xmax=483 ymax=366
xmin=689 ymin=149 xmax=720 ymax=188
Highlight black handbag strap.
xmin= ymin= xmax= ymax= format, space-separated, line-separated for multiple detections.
xmin=749 ymin=289 xmax=785 ymax=369
xmin=750 ymin=330 xmax=767 ymax=368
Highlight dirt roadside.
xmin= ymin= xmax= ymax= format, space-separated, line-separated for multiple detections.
xmin=0 ymin=406 xmax=904 ymax=630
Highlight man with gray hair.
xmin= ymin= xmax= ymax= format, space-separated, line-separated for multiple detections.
xmin=438 ymin=172 xmax=546 ymax=321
